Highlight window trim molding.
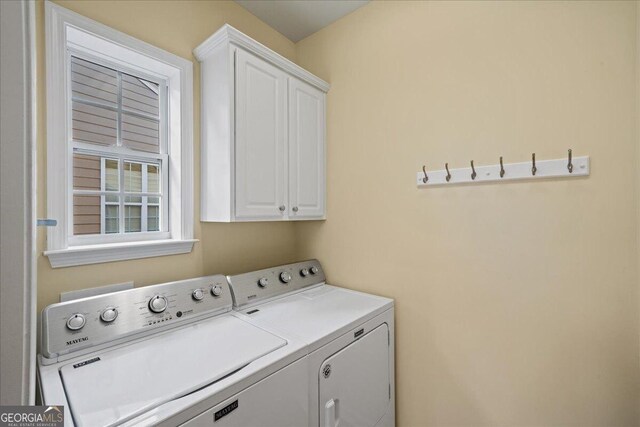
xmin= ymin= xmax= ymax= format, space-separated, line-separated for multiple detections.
xmin=44 ymin=1 xmax=195 ymax=268
xmin=45 ymin=240 xmax=199 ymax=269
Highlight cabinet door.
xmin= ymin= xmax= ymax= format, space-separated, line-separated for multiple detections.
xmin=289 ymin=78 xmax=325 ymax=219
xmin=235 ymin=49 xmax=288 ymax=220
xmin=319 ymin=324 xmax=391 ymax=427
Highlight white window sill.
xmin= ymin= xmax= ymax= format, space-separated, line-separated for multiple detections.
xmin=44 ymin=239 xmax=198 ymax=268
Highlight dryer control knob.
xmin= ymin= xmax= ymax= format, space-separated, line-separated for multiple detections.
xmin=100 ymin=307 xmax=118 ymax=323
xmin=66 ymin=313 xmax=86 ymax=331
xmin=279 ymin=271 xmax=292 ymax=283
xmin=300 ymin=268 xmax=309 ymax=277
xmin=310 ymin=266 xmax=319 ymax=275
xmin=211 ymin=285 xmax=223 ymax=297
xmin=192 ymin=289 xmax=205 ymax=301
xmin=258 ymin=278 xmax=269 ymax=288
xmin=149 ymin=295 xmax=168 ymax=313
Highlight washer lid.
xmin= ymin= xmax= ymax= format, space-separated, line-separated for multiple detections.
xmin=60 ymin=315 xmax=286 ymax=427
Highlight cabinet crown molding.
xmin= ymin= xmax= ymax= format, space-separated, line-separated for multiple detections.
xmin=193 ymin=24 xmax=330 ymax=93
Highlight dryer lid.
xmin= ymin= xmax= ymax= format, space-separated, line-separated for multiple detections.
xmin=60 ymin=315 xmax=286 ymax=427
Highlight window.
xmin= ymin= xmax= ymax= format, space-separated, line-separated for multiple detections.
xmin=45 ymin=3 xmax=195 ymax=268
xmin=71 ymin=56 xmax=167 ymax=240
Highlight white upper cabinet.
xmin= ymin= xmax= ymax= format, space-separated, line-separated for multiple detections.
xmin=195 ymin=25 xmax=328 ymax=222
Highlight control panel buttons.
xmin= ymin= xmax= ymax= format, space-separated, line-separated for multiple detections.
xmin=211 ymin=284 xmax=223 ymax=297
xmin=279 ymin=271 xmax=292 ymax=283
xmin=258 ymin=278 xmax=269 ymax=288
xmin=300 ymin=268 xmax=309 ymax=277
xmin=148 ymin=295 xmax=168 ymax=313
xmin=66 ymin=313 xmax=86 ymax=331
xmin=100 ymin=307 xmax=118 ymax=323
xmin=192 ymin=288 xmax=205 ymax=301
xmin=310 ymin=266 xmax=319 ymax=275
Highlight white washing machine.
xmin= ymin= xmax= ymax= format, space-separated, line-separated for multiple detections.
xmin=37 ymin=274 xmax=309 ymax=427
xmin=228 ymin=260 xmax=395 ymax=427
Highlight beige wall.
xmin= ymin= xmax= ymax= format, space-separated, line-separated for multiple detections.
xmin=294 ymin=1 xmax=640 ymax=425
xmin=36 ymin=0 xmax=300 ymax=310
xmin=34 ymin=0 xmax=640 ymax=425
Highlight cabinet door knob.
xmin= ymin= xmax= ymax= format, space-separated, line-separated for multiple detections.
xmin=279 ymin=205 xmax=286 ymax=212
xmin=292 ymin=206 xmax=299 ymax=212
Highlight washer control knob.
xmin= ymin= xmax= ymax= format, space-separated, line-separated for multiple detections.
xmin=300 ymin=268 xmax=309 ymax=277
xmin=66 ymin=313 xmax=86 ymax=331
xmin=192 ymin=288 xmax=205 ymax=301
xmin=280 ymin=271 xmax=292 ymax=283
xmin=310 ymin=266 xmax=319 ymax=275
xmin=100 ymin=307 xmax=118 ymax=323
xmin=149 ymin=295 xmax=168 ymax=313
xmin=211 ymin=284 xmax=223 ymax=297
xmin=258 ymin=278 xmax=269 ymax=288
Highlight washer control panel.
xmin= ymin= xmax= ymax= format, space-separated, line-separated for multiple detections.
xmin=41 ymin=275 xmax=232 ymax=360
xmin=227 ymin=259 xmax=325 ymax=308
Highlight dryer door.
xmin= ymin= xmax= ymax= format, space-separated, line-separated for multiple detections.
xmin=319 ymin=323 xmax=390 ymax=427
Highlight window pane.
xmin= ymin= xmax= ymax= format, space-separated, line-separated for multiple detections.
xmin=147 ymin=165 xmax=159 ymax=193
xmin=71 ymin=56 xmax=118 ymax=106
xmin=125 ymin=195 xmax=142 ymax=204
xmin=124 ymin=161 xmax=142 ymax=192
xmin=122 ymin=113 xmax=160 ymax=153
xmin=105 ymin=204 xmax=119 ymax=234
xmin=148 ymin=196 xmax=160 ymax=204
xmin=73 ymin=195 xmax=101 ymax=235
xmin=72 ymin=101 xmax=117 ymax=146
xmin=105 ymin=159 xmax=119 ymax=191
xmin=73 ymin=154 xmax=100 ymax=191
xmin=121 ymin=73 xmax=159 ymax=117
xmin=125 ymin=205 xmax=142 ymax=233
xmin=73 ymin=153 xmax=119 ymax=191
xmin=147 ymin=205 xmax=159 ymax=232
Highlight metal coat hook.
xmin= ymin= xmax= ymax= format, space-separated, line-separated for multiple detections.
xmin=499 ymin=156 xmax=505 ymax=178
xmin=531 ymin=153 xmax=537 ymax=176
xmin=445 ymin=163 xmax=451 ymax=182
xmin=422 ymin=165 xmax=428 ymax=183
xmin=470 ymin=160 xmax=477 ymax=180
xmin=567 ymin=149 xmax=573 ymax=173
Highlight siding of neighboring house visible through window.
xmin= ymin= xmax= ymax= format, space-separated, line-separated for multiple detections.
xmin=73 ymin=154 xmax=101 ymax=234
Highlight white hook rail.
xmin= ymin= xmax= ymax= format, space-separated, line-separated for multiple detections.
xmin=417 ymin=154 xmax=589 ymax=187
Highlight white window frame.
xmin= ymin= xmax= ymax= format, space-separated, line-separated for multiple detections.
xmin=44 ymin=2 xmax=196 ymax=268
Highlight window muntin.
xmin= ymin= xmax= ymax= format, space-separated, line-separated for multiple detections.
xmin=69 ymin=54 xmax=167 ymax=240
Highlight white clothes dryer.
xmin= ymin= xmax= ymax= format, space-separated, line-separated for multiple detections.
xmin=228 ymin=260 xmax=395 ymax=427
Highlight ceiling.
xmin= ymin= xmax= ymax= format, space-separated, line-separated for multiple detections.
xmin=235 ymin=0 xmax=370 ymax=42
